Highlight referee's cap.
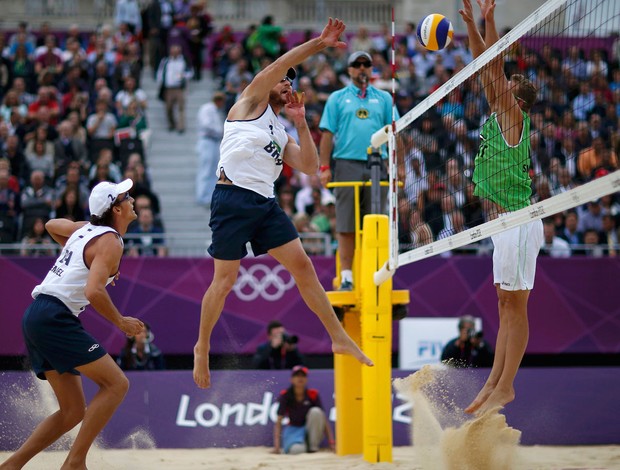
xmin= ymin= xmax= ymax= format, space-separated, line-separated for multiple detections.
xmin=89 ymin=179 xmax=133 ymax=217
xmin=348 ymin=51 xmax=372 ymax=66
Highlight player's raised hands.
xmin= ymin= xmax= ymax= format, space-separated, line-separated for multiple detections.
xmin=285 ymin=90 xmax=306 ymax=126
xmin=477 ymin=0 xmax=496 ymax=22
xmin=459 ymin=0 xmax=476 ymax=25
xmin=319 ymin=17 xmax=347 ymax=49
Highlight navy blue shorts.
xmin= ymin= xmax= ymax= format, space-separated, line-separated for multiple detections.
xmin=22 ymin=294 xmax=107 ymax=380
xmin=208 ymin=184 xmax=299 ymax=260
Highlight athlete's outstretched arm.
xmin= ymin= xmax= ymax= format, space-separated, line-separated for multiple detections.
xmin=478 ymin=0 xmax=523 ymax=134
xmin=230 ymin=18 xmax=346 ymax=115
xmin=459 ymin=0 xmax=497 ymax=109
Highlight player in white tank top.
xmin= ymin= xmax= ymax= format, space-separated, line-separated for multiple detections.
xmin=5 ymin=180 xmax=145 ymax=470
xmin=218 ymin=104 xmax=289 ymax=198
xmin=194 ymin=18 xmax=373 ymax=391
xmin=32 ymin=224 xmax=121 ymax=315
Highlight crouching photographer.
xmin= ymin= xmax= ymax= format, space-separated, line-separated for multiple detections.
xmin=252 ymin=320 xmax=305 ymax=369
xmin=441 ymin=315 xmax=494 ymax=368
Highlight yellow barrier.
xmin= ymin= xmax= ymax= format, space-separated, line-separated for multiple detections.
xmin=325 ymin=181 xmax=409 ymax=462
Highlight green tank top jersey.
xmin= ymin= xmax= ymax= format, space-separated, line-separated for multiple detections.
xmin=473 ymin=112 xmax=532 ymax=211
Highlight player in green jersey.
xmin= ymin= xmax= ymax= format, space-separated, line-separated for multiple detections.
xmin=460 ymin=0 xmax=543 ymax=415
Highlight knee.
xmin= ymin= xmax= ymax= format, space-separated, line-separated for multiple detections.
xmin=62 ymin=405 xmax=86 ymax=429
xmin=106 ymin=374 xmax=130 ymax=402
xmin=307 ymin=407 xmax=324 ymax=419
xmin=287 ymin=254 xmax=314 ymax=279
xmin=211 ymin=272 xmax=237 ymax=295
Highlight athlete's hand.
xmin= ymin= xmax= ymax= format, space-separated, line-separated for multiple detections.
xmin=119 ymin=316 xmax=144 ymax=337
xmin=319 ymin=18 xmax=347 ymax=49
xmin=285 ymin=90 xmax=306 ymax=127
xmin=110 ymin=272 xmax=120 ymax=287
xmin=459 ymin=0 xmax=475 ymax=25
xmin=477 ymin=0 xmax=496 ymax=22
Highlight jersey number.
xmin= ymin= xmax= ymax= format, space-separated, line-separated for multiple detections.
xmin=59 ymin=249 xmax=73 ymax=266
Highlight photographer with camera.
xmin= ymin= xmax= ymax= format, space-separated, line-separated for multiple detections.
xmin=441 ymin=315 xmax=494 ymax=368
xmin=117 ymin=322 xmax=165 ymax=371
xmin=252 ymin=320 xmax=305 ymax=370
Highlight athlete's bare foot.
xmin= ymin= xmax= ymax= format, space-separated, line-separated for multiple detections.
xmin=464 ymin=382 xmax=496 ymax=414
xmin=60 ymin=460 xmax=87 ymax=470
xmin=332 ymin=337 xmax=374 ymax=366
xmin=193 ymin=347 xmax=211 ymax=389
xmin=475 ymin=387 xmax=515 ymax=416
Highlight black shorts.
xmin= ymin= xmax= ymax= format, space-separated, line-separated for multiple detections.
xmin=208 ymin=184 xmax=299 ymax=260
xmin=22 ymin=294 xmax=107 ymax=380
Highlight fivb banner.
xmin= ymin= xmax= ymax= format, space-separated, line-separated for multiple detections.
xmin=0 ymin=369 xmax=618 ymax=450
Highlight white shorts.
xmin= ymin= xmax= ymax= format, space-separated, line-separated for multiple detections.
xmin=491 ymin=219 xmax=543 ymax=291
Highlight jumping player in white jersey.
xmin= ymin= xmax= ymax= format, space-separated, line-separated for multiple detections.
xmin=1 ymin=180 xmax=143 ymax=470
xmin=193 ymin=18 xmax=373 ymax=389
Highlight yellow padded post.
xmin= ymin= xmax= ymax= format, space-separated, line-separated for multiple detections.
xmin=360 ymin=214 xmax=393 ymax=463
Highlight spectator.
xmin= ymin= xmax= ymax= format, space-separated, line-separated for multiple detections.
xmin=186 ymin=1 xmax=212 ymax=81
xmin=559 ymin=210 xmax=583 ymax=249
xmin=115 ymin=0 xmax=143 ymax=35
xmin=126 ymin=206 xmax=167 ymax=256
xmin=540 ymin=218 xmax=572 ymax=258
xmin=0 ymin=167 xmax=20 ymax=242
xmin=116 ymin=99 xmax=149 ymax=141
xmin=273 ymin=366 xmax=334 ymax=455
xmin=440 ymin=315 xmax=494 ymax=368
xmin=1 ymin=135 xmax=28 ymax=185
xmin=246 ymin=15 xmax=283 ymax=59
xmin=252 ymin=320 xmax=304 ymax=370
xmin=0 ymin=91 xmax=29 ymax=123
xmin=25 ymin=139 xmax=55 ymax=182
xmin=34 ymin=35 xmax=64 ymax=86
xmin=55 ymin=187 xmax=86 ymax=221
xmin=601 ymin=214 xmax=618 ymax=257
xmin=117 ymin=323 xmax=165 ymax=370
xmin=196 ymin=91 xmax=226 ymax=205
xmin=577 ymin=136 xmax=618 ymax=181
xmin=115 ymin=76 xmax=148 ymax=114
xmin=86 ymin=98 xmax=118 ymax=141
xmin=19 ymin=216 xmax=54 ymax=256
xmin=578 ymin=199 xmax=604 ymax=234
xmin=20 ymin=170 xmax=54 ymax=237
xmin=582 ymin=228 xmax=605 ymax=257
xmin=53 ymin=120 xmax=88 ymax=177
xmin=156 ymin=44 xmax=192 ymax=133
xmin=147 ymin=0 xmax=175 ymax=79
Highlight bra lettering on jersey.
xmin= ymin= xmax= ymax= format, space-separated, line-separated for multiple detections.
xmin=264 ymin=140 xmax=283 ymax=165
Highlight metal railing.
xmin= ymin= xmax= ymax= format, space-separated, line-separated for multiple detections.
xmin=0 ymin=232 xmax=335 ymax=257
xmin=2 ymin=238 xmax=617 ymax=258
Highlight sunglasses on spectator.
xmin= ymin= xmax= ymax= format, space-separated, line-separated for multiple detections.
xmin=350 ymin=61 xmax=372 ymax=69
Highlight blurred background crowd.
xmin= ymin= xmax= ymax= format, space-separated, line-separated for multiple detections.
xmin=0 ymin=0 xmax=618 ymax=259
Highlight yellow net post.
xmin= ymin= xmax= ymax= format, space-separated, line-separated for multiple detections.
xmin=326 ymin=181 xmax=409 ymax=462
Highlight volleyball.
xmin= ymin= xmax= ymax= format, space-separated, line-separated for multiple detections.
xmin=416 ymin=14 xmax=454 ymax=51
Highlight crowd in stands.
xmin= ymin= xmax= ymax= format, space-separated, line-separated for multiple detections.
xmin=207 ymin=17 xmax=619 ymax=257
xmin=1 ymin=7 xmax=618 ymax=258
xmin=0 ymin=13 xmax=174 ymax=256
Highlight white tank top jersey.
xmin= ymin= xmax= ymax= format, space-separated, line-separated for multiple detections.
xmin=32 ymin=224 xmax=120 ymax=316
xmin=217 ymin=105 xmax=289 ymax=198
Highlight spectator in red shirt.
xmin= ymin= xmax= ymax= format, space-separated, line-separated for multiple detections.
xmin=28 ymin=87 xmax=60 ymax=126
xmin=273 ymin=366 xmax=334 ymax=455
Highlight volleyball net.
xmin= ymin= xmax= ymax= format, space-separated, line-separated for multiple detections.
xmin=373 ymin=0 xmax=620 ymax=284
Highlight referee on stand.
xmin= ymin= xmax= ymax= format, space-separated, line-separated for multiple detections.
xmin=319 ymin=51 xmax=398 ymax=290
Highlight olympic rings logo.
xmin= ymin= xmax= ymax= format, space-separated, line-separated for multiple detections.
xmin=232 ymin=264 xmax=296 ymax=301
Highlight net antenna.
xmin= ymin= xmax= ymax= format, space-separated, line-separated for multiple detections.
xmin=373 ymin=6 xmax=400 ymax=286
xmin=372 ymin=0 xmax=620 ymax=283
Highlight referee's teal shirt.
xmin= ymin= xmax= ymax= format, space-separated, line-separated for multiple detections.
xmin=319 ymin=83 xmax=398 ymax=161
